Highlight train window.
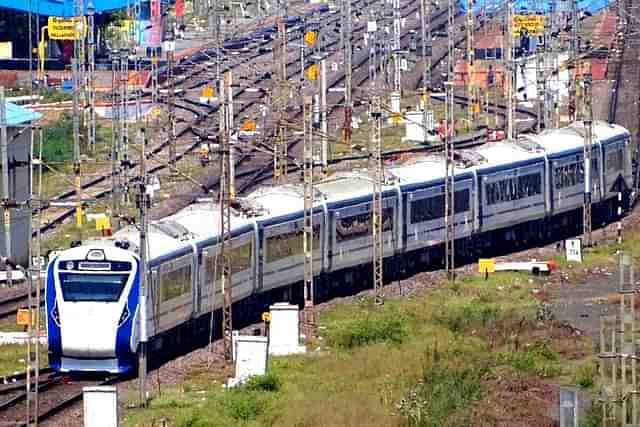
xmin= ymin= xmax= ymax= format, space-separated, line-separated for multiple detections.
xmin=410 ymin=189 xmax=470 ymax=224
xmin=554 ymin=162 xmax=584 ymax=189
xmin=230 ymin=242 xmax=252 ymax=275
xmin=336 ymin=206 xmax=393 ymax=242
xmin=160 ymin=264 xmax=191 ymax=302
xmin=59 ymin=273 xmax=129 ymax=302
xmin=607 ymin=149 xmax=623 ymax=173
xmin=485 ymin=172 xmax=542 ymax=205
xmin=265 ymin=225 xmax=320 ymax=263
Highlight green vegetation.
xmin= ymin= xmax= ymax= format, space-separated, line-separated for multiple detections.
xmin=123 ymin=268 xmax=595 ymax=426
xmin=0 ymin=343 xmax=48 ymax=378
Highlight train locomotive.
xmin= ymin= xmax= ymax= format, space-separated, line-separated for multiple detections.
xmin=46 ymin=121 xmax=633 ymax=373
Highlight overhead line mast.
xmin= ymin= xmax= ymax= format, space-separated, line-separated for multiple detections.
xmin=343 ymin=0 xmax=353 ymax=146
xmin=302 ymin=95 xmax=315 ymax=336
xmin=274 ymin=16 xmax=288 ymax=184
xmin=370 ymin=96 xmax=384 ymax=304
xmin=220 ymin=72 xmax=234 ymax=362
xmin=445 ymin=0 xmax=455 ymax=280
xmin=420 ymin=0 xmax=431 ymax=143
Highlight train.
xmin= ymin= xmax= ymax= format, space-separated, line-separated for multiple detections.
xmin=46 ymin=121 xmax=633 ymax=373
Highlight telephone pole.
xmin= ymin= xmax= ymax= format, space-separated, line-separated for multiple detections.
xmin=445 ymin=0 xmax=456 ymax=280
xmin=220 ymin=72 xmax=233 ymax=362
xmin=302 ymin=95 xmax=315 ymax=337
xmin=370 ymin=96 xmax=384 ymax=305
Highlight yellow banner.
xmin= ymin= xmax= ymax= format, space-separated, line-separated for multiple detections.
xmin=0 ymin=42 xmax=12 ymax=59
xmin=478 ymin=258 xmax=495 ymax=274
xmin=513 ymin=15 xmax=544 ymax=37
xmin=48 ymin=17 xmax=87 ymax=40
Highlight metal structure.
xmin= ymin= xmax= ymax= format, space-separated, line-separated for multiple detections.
xmin=466 ymin=0 xmax=475 ymax=124
xmin=505 ymin=1 xmax=514 ymax=140
xmin=72 ymin=0 xmax=83 ymax=241
xmin=445 ymin=0 xmax=455 ymax=280
xmin=167 ymin=40 xmax=177 ymax=169
xmin=87 ymin=2 xmax=97 ymax=153
xmin=420 ymin=0 xmax=431 ymax=143
xmin=273 ymin=18 xmax=288 ymax=184
xmin=599 ymin=252 xmax=639 ymax=425
xmin=583 ymin=72 xmax=593 ymax=247
xmin=342 ymin=0 xmax=353 ymax=146
xmin=0 ymin=88 xmax=10 ymax=290
xmin=120 ymin=48 xmax=130 ymax=207
xmin=111 ymin=50 xmax=122 ymax=230
xmin=392 ymin=0 xmax=402 ymax=101
xmin=137 ymin=127 xmax=149 ymax=407
xmin=320 ymin=59 xmax=328 ymax=172
xmin=302 ymin=95 xmax=315 ymax=336
xmin=369 ymin=96 xmax=384 ymax=304
xmin=220 ymin=72 xmax=234 ymax=362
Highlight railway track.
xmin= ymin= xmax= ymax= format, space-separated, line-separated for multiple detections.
xmin=0 ymin=373 xmax=118 ymax=426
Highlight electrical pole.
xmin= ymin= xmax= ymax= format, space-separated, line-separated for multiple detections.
xmin=137 ymin=126 xmax=148 ymax=407
xmin=583 ymin=71 xmax=593 ymax=247
xmin=343 ymin=0 xmax=353 ymax=146
xmin=226 ymin=72 xmax=235 ymax=199
xmin=273 ymin=17 xmax=288 ymax=184
xmin=111 ymin=50 xmax=122 ymax=231
xmin=466 ymin=0 xmax=475 ymax=125
xmin=167 ymin=25 xmax=177 ymax=169
xmin=73 ymin=0 xmax=83 ymax=242
xmin=370 ymin=95 xmax=384 ymax=305
xmin=420 ymin=0 xmax=431 ymax=143
xmin=320 ymin=58 xmax=328 ymax=172
xmin=445 ymin=0 xmax=455 ymax=280
xmin=302 ymin=95 xmax=315 ymax=337
xmin=505 ymin=1 xmax=514 ymax=140
xmin=569 ymin=0 xmax=579 ymax=123
xmin=0 ymin=88 xmax=10 ymax=291
xmin=87 ymin=2 xmax=96 ymax=153
xmin=220 ymin=72 xmax=233 ymax=362
xmin=392 ymin=0 xmax=401 ymax=112
xmin=120 ymin=48 xmax=130 ymax=207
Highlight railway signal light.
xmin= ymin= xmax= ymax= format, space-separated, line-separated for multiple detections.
xmin=305 ymin=64 xmax=318 ymax=81
xmin=241 ymin=119 xmax=257 ymax=131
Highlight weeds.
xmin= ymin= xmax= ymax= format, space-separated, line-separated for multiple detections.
xmin=434 ymin=300 xmax=499 ymax=333
xmin=244 ymin=372 xmax=281 ymax=392
xmin=496 ymin=342 xmax=561 ymax=377
xmin=399 ymin=363 xmax=485 ymax=426
xmin=326 ymin=315 xmax=406 ymax=349
xmin=574 ymin=361 xmax=597 ymax=389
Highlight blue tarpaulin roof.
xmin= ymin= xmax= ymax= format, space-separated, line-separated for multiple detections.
xmin=461 ymin=0 xmax=611 ymax=14
xmin=0 ymin=0 xmax=128 ymax=17
xmin=3 ymin=102 xmax=41 ymax=126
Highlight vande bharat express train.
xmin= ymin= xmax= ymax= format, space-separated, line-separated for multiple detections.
xmin=46 ymin=121 xmax=633 ymax=373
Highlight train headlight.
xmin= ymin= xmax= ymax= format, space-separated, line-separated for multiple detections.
xmin=65 ymin=261 xmax=74 ymax=270
xmin=118 ymin=305 xmax=130 ymax=327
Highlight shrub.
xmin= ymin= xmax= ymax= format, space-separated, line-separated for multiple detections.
xmin=327 ymin=316 xmax=406 ymax=349
xmin=399 ymin=364 xmax=485 ymax=426
xmin=574 ymin=362 xmax=597 ymax=389
xmin=496 ymin=342 xmax=561 ymax=377
xmin=244 ymin=372 xmax=281 ymax=392
xmin=435 ymin=301 xmax=499 ymax=333
xmin=219 ymin=391 xmax=266 ymax=422
xmin=40 ymin=113 xmax=74 ymax=164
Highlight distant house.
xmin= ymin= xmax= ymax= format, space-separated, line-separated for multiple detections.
xmin=1 ymin=101 xmax=41 ymax=267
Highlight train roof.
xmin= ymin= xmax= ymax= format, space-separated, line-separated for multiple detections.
xmin=91 ymin=121 xmax=630 ymax=263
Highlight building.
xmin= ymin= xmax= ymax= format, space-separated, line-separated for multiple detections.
xmin=1 ymin=101 xmax=41 ymax=267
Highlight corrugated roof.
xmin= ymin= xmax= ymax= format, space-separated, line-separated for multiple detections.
xmin=2 ymin=102 xmax=41 ymax=126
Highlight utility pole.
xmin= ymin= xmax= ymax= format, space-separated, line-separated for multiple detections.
xmin=391 ymin=0 xmax=401 ymax=112
xmin=137 ymin=126 xmax=149 ymax=407
xmin=302 ymin=95 xmax=315 ymax=337
xmin=343 ymin=0 xmax=353 ymax=146
xmin=569 ymin=0 xmax=579 ymax=122
xmin=320 ymin=58 xmax=328 ymax=173
xmin=273 ymin=17 xmax=288 ymax=184
xmin=0 ymin=88 xmax=11 ymax=290
xmin=226 ymin=72 xmax=235 ymax=199
xmin=87 ymin=2 xmax=96 ymax=153
xmin=220 ymin=72 xmax=233 ymax=362
xmin=466 ymin=0 xmax=476 ymax=125
xmin=111 ymin=50 xmax=122 ymax=231
xmin=420 ymin=0 xmax=431 ymax=143
xmin=73 ymin=0 xmax=83 ymax=242
xmin=368 ymin=10 xmax=378 ymax=85
xmin=167 ymin=24 xmax=177 ymax=169
xmin=370 ymin=96 xmax=384 ymax=305
xmin=120 ymin=49 xmax=130 ymax=207
xmin=445 ymin=0 xmax=456 ymax=280
xmin=583 ymin=71 xmax=593 ymax=247
xmin=505 ymin=1 xmax=514 ymax=140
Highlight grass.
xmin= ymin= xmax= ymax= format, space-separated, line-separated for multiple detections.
xmin=0 ymin=343 xmax=48 ymax=378
xmin=122 ymin=268 xmax=592 ymax=427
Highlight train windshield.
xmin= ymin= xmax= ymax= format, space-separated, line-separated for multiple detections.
xmin=58 ymin=273 xmax=129 ymax=302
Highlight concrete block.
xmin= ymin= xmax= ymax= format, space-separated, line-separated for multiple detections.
xmin=268 ymin=303 xmax=306 ymax=356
